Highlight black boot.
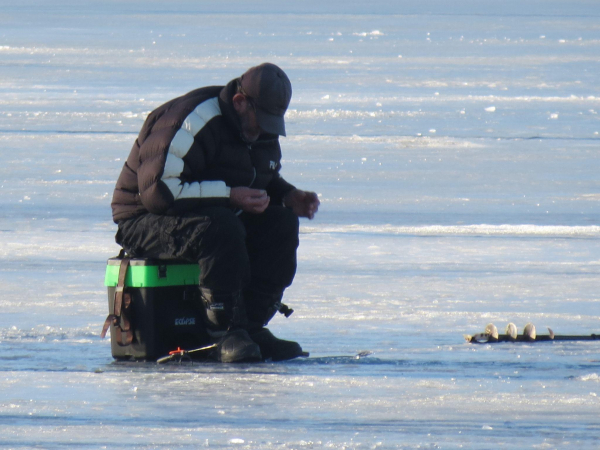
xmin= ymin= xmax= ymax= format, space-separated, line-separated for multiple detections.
xmin=249 ymin=328 xmax=304 ymax=362
xmin=210 ymin=328 xmax=263 ymax=363
xmin=244 ymin=288 xmax=305 ymax=361
xmin=200 ymin=288 xmax=261 ymax=363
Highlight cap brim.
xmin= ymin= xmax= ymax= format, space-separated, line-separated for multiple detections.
xmin=256 ymin=108 xmax=286 ymax=136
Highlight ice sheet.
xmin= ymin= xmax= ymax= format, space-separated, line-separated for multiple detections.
xmin=0 ymin=1 xmax=599 ymax=448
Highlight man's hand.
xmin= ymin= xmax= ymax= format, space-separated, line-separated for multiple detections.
xmin=230 ymin=187 xmax=270 ymax=214
xmin=283 ymin=189 xmax=320 ymax=219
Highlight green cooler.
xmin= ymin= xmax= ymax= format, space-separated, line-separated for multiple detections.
xmin=104 ymin=257 xmax=209 ymax=360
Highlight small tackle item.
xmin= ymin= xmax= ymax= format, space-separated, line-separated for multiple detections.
xmin=156 ymin=344 xmax=218 ymax=364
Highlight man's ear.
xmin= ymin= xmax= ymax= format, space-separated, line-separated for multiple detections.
xmin=232 ymin=93 xmax=247 ymax=113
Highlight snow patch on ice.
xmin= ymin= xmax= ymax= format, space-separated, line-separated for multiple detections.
xmin=579 ymin=194 xmax=600 ymax=201
xmin=577 ymin=374 xmax=599 ymax=382
xmin=353 ymin=30 xmax=384 ymax=37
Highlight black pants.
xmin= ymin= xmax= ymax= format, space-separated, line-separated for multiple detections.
xmin=116 ymin=206 xmax=299 ymax=296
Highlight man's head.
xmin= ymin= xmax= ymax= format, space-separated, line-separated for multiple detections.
xmin=233 ymin=63 xmax=292 ymax=141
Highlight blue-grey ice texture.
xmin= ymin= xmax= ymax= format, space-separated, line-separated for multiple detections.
xmin=1 ymin=1 xmax=599 ymax=449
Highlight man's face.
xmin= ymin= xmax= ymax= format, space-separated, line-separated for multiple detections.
xmin=238 ymin=98 xmax=262 ymax=143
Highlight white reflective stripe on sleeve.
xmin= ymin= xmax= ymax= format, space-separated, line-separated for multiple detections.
xmin=163 ymin=177 xmax=184 ymax=199
xmin=181 ymin=112 xmax=206 ymax=136
xmin=166 ymin=180 xmax=228 ymax=200
xmin=178 ymin=182 xmax=202 ymax=199
xmin=162 ymin=153 xmax=185 ymax=179
xmin=194 ymin=97 xmax=221 ymax=124
xmin=168 ymin=129 xmax=194 ymax=159
xmin=182 ymin=97 xmax=220 ymax=135
xmin=161 ymin=97 xmax=224 ymax=202
xmin=198 ymin=180 xmax=229 ymax=198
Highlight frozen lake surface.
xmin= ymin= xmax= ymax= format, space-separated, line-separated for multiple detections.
xmin=1 ymin=1 xmax=599 ymax=448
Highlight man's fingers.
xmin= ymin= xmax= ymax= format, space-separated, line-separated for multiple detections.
xmin=245 ymin=194 xmax=269 ymax=205
xmin=303 ymin=192 xmax=319 ymax=219
xmin=248 ymin=189 xmax=267 ymax=199
xmin=245 ymin=194 xmax=269 ymax=213
xmin=308 ymin=192 xmax=320 ymax=204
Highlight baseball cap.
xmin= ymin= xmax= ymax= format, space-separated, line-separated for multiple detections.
xmin=239 ymin=63 xmax=292 ymax=136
